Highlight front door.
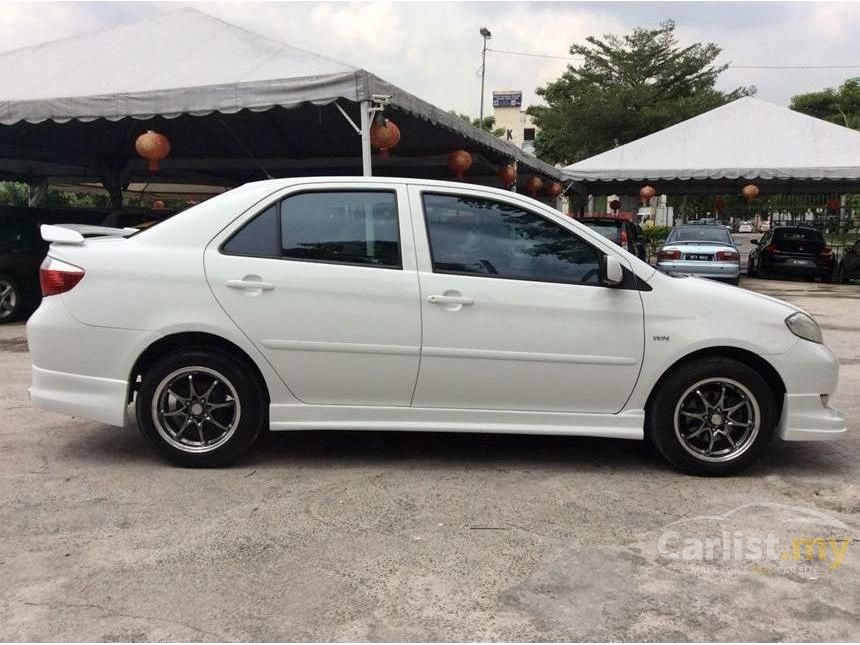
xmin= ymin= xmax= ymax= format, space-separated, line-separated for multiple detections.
xmin=408 ymin=187 xmax=645 ymax=414
xmin=205 ymin=186 xmax=421 ymax=406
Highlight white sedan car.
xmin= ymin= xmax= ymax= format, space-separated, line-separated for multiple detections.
xmin=28 ymin=178 xmax=845 ymax=475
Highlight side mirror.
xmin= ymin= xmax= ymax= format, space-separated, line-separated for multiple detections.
xmin=600 ymin=255 xmax=624 ymax=287
xmin=750 ymin=239 xmax=759 ymax=246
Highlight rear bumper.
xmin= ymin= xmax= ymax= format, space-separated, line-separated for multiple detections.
xmin=764 ymin=257 xmax=834 ymax=276
xmin=778 ymin=394 xmax=846 ymax=440
xmin=656 ymin=260 xmax=740 ymax=280
xmin=30 ymin=365 xmax=128 ymax=426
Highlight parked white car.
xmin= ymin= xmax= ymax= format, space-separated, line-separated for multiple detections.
xmin=738 ymin=221 xmax=754 ymax=234
xmin=656 ymin=224 xmax=741 ymax=284
xmin=27 ymin=178 xmax=845 ymax=474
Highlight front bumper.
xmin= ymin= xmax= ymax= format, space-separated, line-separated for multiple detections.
xmin=656 ymin=260 xmax=740 ymax=280
xmin=778 ymin=394 xmax=846 ymax=440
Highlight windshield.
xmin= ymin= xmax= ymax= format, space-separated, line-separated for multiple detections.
xmin=579 ymin=221 xmax=620 ymax=242
xmin=668 ymin=225 xmax=732 ymax=244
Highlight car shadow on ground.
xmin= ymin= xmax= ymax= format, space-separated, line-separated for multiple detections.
xmin=66 ymin=422 xmax=852 ymax=479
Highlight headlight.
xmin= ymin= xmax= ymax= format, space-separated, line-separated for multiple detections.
xmin=785 ymin=312 xmax=823 ymax=344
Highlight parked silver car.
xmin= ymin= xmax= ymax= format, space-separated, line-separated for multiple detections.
xmin=656 ymin=224 xmax=740 ymax=284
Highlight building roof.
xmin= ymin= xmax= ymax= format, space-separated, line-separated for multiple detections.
xmin=563 ymin=97 xmax=860 ymax=184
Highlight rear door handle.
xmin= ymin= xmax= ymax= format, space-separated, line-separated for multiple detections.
xmin=427 ymin=294 xmax=474 ymax=306
xmin=226 ymin=279 xmax=274 ymax=291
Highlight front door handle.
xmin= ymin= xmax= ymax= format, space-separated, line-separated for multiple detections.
xmin=226 ymin=279 xmax=274 ymax=291
xmin=427 ymin=294 xmax=474 ymax=306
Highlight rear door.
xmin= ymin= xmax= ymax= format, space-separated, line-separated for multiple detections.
xmin=407 ymin=185 xmax=645 ymax=414
xmin=205 ymin=183 xmax=421 ymax=406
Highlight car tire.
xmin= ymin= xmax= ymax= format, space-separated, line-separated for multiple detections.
xmin=0 ymin=274 xmax=22 ymax=324
xmin=135 ymin=348 xmax=267 ymax=467
xmin=746 ymin=257 xmax=757 ymax=278
xmin=647 ymin=357 xmax=776 ymax=476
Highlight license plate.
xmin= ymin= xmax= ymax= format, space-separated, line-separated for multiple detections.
xmin=789 ymin=258 xmax=813 ymax=266
xmin=687 ymin=254 xmax=711 ymax=261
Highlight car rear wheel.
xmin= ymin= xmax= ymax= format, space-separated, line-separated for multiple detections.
xmin=135 ymin=348 xmax=266 ymax=467
xmin=0 ymin=275 xmax=21 ymax=324
xmin=647 ymin=357 xmax=776 ymax=476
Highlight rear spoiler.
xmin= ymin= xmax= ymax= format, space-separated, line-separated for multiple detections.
xmin=41 ymin=224 xmax=85 ymax=245
xmin=40 ymin=223 xmax=137 ymax=245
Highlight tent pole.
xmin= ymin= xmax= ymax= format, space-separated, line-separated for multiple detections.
xmin=360 ymin=100 xmax=372 ymax=177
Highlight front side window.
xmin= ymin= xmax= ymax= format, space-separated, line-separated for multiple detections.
xmin=422 ymin=193 xmax=602 ymax=285
xmin=281 ymin=192 xmax=400 ymax=268
xmin=223 ymin=191 xmax=400 ymax=268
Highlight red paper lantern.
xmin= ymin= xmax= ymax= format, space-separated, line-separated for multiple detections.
xmin=448 ymin=150 xmax=473 ymax=180
xmin=369 ymin=118 xmax=401 ymax=159
xmin=498 ymin=164 xmax=517 ymax=188
xmin=639 ymin=185 xmax=656 ymax=205
xmin=825 ymin=198 xmax=840 ymax=212
xmin=524 ymin=175 xmax=543 ymax=197
xmin=135 ymin=130 xmax=171 ymax=172
xmin=714 ymin=196 xmax=726 ymax=212
xmin=545 ymin=182 xmax=563 ymax=199
xmin=742 ymin=184 xmax=759 ymax=202
xmin=609 ymin=199 xmax=621 ymax=212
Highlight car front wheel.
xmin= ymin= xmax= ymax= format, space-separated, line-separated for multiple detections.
xmin=647 ymin=357 xmax=776 ymax=476
xmin=135 ymin=348 xmax=266 ymax=467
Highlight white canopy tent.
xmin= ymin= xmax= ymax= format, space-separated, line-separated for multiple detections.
xmin=0 ymin=7 xmax=559 ymax=204
xmin=563 ymin=97 xmax=860 ymax=194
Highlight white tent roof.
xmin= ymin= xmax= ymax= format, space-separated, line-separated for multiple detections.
xmin=563 ymin=97 xmax=860 ymax=183
xmin=0 ymin=7 xmax=560 ymax=178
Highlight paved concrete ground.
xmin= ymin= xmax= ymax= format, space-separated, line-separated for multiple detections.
xmin=1 ymin=278 xmax=858 ymax=641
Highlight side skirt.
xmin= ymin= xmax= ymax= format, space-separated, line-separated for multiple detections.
xmin=269 ymin=404 xmax=645 ymax=440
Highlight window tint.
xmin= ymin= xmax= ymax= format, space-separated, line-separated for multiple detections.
xmin=223 ymin=205 xmax=279 ymax=257
xmin=281 ymin=192 xmax=400 ymax=268
xmin=423 ymin=193 xmax=602 ymax=285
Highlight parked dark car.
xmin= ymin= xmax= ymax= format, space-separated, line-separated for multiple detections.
xmin=577 ymin=217 xmax=647 ymax=260
xmin=747 ymin=226 xmax=835 ymax=281
xmin=837 ymin=240 xmax=860 ymax=283
xmin=0 ymin=206 xmax=170 ymax=323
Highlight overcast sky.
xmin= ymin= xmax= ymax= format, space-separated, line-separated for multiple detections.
xmin=2 ymin=1 xmax=858 ymax=117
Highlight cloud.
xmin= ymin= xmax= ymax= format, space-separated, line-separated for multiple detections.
xmin=0 ymin=1 xmax=858 ymax=116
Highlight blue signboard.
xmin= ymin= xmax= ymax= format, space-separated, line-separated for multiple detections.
xmin=493 ymin=91 xmax=522 ymax=108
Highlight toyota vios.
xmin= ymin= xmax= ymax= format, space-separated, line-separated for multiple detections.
xmin=27 ymin=178 xmax=846 ymax=475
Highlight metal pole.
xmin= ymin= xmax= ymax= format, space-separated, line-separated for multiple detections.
xmin=479 ymin=37 xmax=488 ymax=123
xmin=360 ymin=99 xmax=372 ymax=177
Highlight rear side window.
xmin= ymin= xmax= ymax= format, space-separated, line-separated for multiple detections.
xmin=222 ymin=191 xmax=400 ymax=269
xmin=280 ymin=192 xmax=399 ymax=268
xmin=422 ymin=193 xmax=602 ymax=285
xmin=222 ymin=206 xmax=279 ymax=257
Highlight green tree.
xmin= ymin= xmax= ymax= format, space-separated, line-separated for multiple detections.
xmin=790 ymin=78 xmax=860 ymax=130
xmin=527 ymin=20 xmax=751 ymax=164
xmin=448 ymin=110 xmax=507 ymax=137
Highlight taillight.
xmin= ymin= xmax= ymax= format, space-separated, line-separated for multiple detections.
xmin=658 ymin=249 xmax=681 ymax=261
xmin=620 ymin=228 xmax=629 ymax=248
xmin=715 ymin=250 xmax=739 ymax=262
xmin=39 ymin=257 xmax=84 ymax=296
xmin=765 ymin=244 xmax=779 ymax=253
xmin=819 ymin=246 xmax=833 ymax=257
